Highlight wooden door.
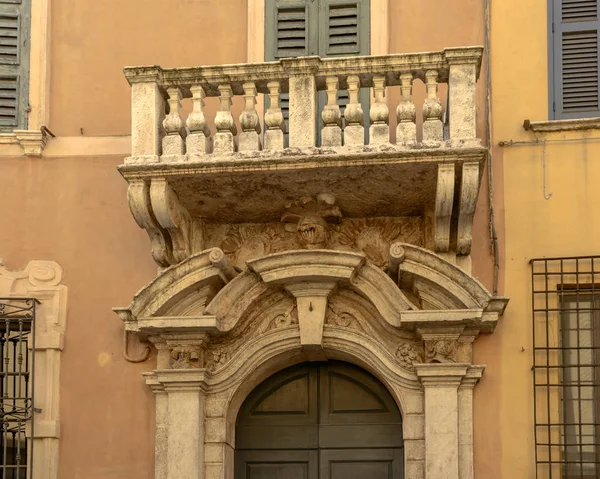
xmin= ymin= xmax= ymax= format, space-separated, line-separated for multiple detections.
xmin=235 ymin=361 xmax=403 ymax=479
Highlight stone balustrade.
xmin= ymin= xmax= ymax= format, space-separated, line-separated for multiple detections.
xmin=124 ymin=47 xmax=483 ymax=163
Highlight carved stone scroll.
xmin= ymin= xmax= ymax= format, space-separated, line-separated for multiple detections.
xmin=150 ymin=178 xmax=193 ymax=264
xmin=127 ymin=180 xmax=173 ymax=267
xmin=457 ymin=162 xmax=480 ymax=255
xmin=434 ymin=164 xmax=455 ymax=252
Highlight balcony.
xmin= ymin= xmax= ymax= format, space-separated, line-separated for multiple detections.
xmin=120 ymin=47 xmax=486 ymax=269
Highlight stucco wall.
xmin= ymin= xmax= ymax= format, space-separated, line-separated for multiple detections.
xmin=0 ymin=0 xmax=506 ymax=477
xmin=491 ymin=0 xmax=600 ymax=477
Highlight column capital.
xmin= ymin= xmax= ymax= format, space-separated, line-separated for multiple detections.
xmin=414 ymin=363 xmax=469 ymax=387
xmin=154 ymin=368 xmax=209 ymax=393
xmin=459 ymin=365 xmax=485 ymax=389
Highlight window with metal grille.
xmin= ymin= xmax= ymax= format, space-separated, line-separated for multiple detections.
xmin=0 ymin=0 xmax=30 ymax=131
xmin=0 ymin=298 xmax=35 ymax=479
xmin=549 ymin=0 xmax=600 ymax=120
xmin=532 ymin=256 xmax=600 ymax=478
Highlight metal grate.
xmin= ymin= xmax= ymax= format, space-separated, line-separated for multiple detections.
xmin=0 ymin=298 xmax=35 ymax=479
xmin=532 ymin=256 xmax=600 ymax=478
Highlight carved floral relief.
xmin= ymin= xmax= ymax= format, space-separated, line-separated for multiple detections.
xmin=395 ymin=343 xmax=424 ymax=371
xmin=206 ymin=216 xmax=423 ymax=270
xmin=424 ymin=339 xmax=458 ymax=363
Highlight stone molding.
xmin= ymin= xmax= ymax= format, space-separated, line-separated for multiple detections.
xmin=523 ymin=117 xmax=600 ymax=132
xmin=0 ymin=130 xmax=48 ymax=156
xmin=115 ymin=245 xmax=509 ymax=479
xmin=0 ymin=259 xmax=67 ymax=479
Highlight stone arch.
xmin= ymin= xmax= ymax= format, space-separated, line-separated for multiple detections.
xmin=201 ymin=327 xmax=424 ymax=479
xmin=115 ymin=245 xmax=508 ymax=479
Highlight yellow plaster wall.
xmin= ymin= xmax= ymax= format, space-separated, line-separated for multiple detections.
xmin=492 ymin=0 xmax=600 ymax=477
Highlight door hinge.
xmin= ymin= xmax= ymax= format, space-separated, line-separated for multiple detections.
xmin=552 ymin=22 xmax=554 ymax=33
xmin=553 ymin=101 xmax=556 ymax=112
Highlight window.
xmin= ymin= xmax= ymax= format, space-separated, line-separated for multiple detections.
xmin=265 ymin=0 xmax=370 ymax=144
xmin=0 ymin=0 xmax=30 ymax=131
xmin=549 ymin=0 xmax=600 ymax=120
xmin=533 ymin=256 xmax=600 ymax=478
xmin=0 ymin=298 xmax=35 ymax=479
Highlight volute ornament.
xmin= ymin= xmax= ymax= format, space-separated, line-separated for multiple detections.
xmin=170 ymin=346 xmax=201 ymax=369
xmin=424 ymin=339 xmax=458 ymax=363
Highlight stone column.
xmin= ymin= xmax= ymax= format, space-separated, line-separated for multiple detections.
xmin=445 ymin=49 xmax=480 ymax=147
xmin=414 ymin=363 xmax=469 ymax=479
xmin=282 ymin=57 xmax=320 ymax=147
xmin=154 ymin=369 xmax=207 ymax=479
xmin=126 ymin=67 xmax=165 ymax=163
xmin=458 ymin=366 xmax=484 ymax=479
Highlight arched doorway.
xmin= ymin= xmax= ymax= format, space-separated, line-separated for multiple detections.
xmin=235 ymin=361 xmax=404 ymax=478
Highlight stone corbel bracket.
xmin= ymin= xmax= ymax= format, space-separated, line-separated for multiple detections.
xmin=247 ymin=250 xmax=365 ymax=354
xmin=127 ymin=177 xmax=203 ymax=267
xmin=13 ymin=129 xmax=48 ymax=156
xmin=434 ymin=160 xmax=482 ymax=257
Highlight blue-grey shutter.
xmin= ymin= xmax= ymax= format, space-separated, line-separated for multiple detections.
xmin=0 ymin=0 xmax=29 ymax=130
xmin=551 ymin=0 xmax=600 ymax=119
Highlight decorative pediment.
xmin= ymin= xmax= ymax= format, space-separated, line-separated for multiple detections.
xmin=115 ymin=244 xmax=507 ymax=344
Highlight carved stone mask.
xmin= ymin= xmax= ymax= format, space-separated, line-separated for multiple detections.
xmin=297 ymin=215 xmax=329 ymax=249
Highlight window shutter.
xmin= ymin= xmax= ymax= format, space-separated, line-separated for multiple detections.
xmin=266 ymin=0 xmax=318 ymax=60
xmin=319 ymin=0 xmax=370 ymax=57
xmin=0 ymin=0 xmax=29 ymax=130
xmin=551 ymin=0 xmax=600 ymax=119
xmin=265 ymin=0 xmax=370 ymax=144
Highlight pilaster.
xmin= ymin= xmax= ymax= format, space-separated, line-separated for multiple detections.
xmin=415 ymin=363 xmax=469 ymax=479
xmin=152 ymin=369 xmax=208 ymax=479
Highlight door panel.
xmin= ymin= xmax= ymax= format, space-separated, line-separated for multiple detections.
xmin=237 ymin=366 xmax=319 ymax=449
xmin=235 ymin=361 xmax=404 ymax=478
xmin=235 ymin=450 xmax=318 ymax=479
xmin=320 ymin=449 xmax=403 ymax=479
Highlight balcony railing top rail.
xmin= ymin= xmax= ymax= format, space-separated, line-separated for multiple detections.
xmin=123 ymin=46 xmax=483 ymax=164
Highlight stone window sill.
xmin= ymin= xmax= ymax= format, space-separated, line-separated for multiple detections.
xmin=523 ymin=117 xmax=600 ymax=132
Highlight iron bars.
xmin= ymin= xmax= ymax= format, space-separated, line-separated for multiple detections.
xmin=532 ymin=256 xmax=600 ymax=479
xmin=0 ymin=299 xmax=36 ymax=479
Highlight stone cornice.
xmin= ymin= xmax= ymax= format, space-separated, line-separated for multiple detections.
xmin=523 ymin=117 xmax=600 ymax=132
xmin=123 ymin=47 xmax=483 ymax=93
xmin=0 ymin=129 xmax=48 ymax=156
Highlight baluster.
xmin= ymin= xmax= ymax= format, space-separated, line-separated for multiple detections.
xmin=396 ymin=72 xmax=417 ymax=145
xmin=239 ymin=82 xmax=262 ymax=152
xmin=369 ymin=75 xmax=389 ymax=145
xmin=186 ymin=85 xmax=211 ymax=155
xmin=423 ymin=70 xmax=444 ymax=143
xmin=214 ymin=84 xmax=237 ymax=153
xmin=321 ymin=76 xmax=342 ymax=147
xmin=344 ymin=75 xmax=364 ymax=146
xmin=162 ymin=87 xmax=186 ymax=158
xmin=264 ymin=81 xmax=286 ymax=150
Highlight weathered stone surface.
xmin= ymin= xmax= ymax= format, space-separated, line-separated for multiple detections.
xmin=118 ymin=47 xmax=506 ymax=479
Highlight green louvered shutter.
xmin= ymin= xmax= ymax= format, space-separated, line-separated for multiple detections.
xmin=266 ymin=0 xmax=318 ymax=145
xmin=551 ymin=0 xmax=600 ymax=119
xmin=0 ymin=0 xmax=29 ymax=130
xmin=265 ymin=0 xmax=370 ymax=144
xmin=318 ymin=0 xmax=370 ymax=140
